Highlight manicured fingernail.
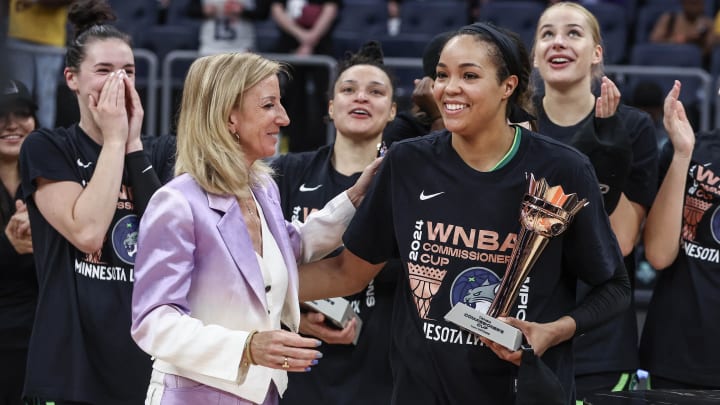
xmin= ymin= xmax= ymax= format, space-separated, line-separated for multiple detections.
xmin=305 ymin=367 xmax=312 ymax=372
xmin=110 ymin=71 xmax=115 ymax=77
xmin=311 ymin=359 xmax=319 ymax=365
xmin=315 ymin=352 xmax=323 ymax=359
xmin=315 ymin=339 xmax=322 ymax=347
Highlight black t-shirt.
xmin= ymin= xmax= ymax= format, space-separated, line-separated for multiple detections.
xmin=639 ymin=131 xmax=720 ymax=388
xmin=0 ymin=186 xmax=37 ymax=351
xmin=536 ymin=104 xmax=659 ymax=375
xmin=271 ymin=145 xmax=395 ymax=404
xmin=343 ymin=128 xmax=624 ymax=404
xmin=19 ymin=125 xmax=176 ymax=404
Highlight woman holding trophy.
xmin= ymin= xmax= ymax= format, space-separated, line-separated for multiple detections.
xmin=297 ymin=22 xmax=630 ymax=404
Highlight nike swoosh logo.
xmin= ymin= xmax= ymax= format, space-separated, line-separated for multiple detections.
xmin=76 ymin=158 xmax=92 ymax=168
xmin=419 ymin=191 xmax=444 ymax=201
xmin=299 ymin=183 xmax=323 ymax=192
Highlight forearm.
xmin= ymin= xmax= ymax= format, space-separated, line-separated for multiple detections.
xmin=305 ymin=3 xmax=337 ymax=45
xmin=545 ymin=316 xmax=576 ymax=347
xmin=296 ymin=191 xmax=355 ymax=263
xmin=609 ymin=197 xmax=645 ymax=257
xmin=570 ymin=261 xmax=631 ymax=335
xmin=74 ymin=141 xmax=126 ymax=226
xmin=298 ymin=250 xmax=382 ymax=301
xmin=271 ymin=4 xmax=306 ymax=41
xmin=126 ymin=151 xmax=162 ymax=217
xmin=643 ymin=154 xmax=691 ymax=269
xmin=36 ymin=141 xmax=127 ymax=253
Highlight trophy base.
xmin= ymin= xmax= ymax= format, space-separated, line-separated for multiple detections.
xmin=444 ymin=303 xmax=522 ymax=351
xmin=303 ymin=297 xmax=363 ymax=345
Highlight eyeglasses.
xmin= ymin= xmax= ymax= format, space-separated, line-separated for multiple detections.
xmin=0 ymin=109 xmax=33 ymax=128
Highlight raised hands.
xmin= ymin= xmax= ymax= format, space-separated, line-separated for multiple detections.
xmin=123 ymin=71 xmax=144 ymax=153
xmin=89 ymin=69 xmax=144 ymax=153
xmin=663 ymin=80 xmax=695 ymax=159
xmin=595 ymin=76 xmax=621 ymax=119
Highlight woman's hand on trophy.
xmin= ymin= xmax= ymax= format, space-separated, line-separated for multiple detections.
xmin=298 ymin=312 xmax=358 ymax=345
xmin=480 ymin=316 xmax=577 ymax=366
xmin=480 ymin=336 xmax=522 ymax=366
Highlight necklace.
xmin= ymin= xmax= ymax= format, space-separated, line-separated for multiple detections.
xmin=243 ymin=196 xmax=263 ymax=254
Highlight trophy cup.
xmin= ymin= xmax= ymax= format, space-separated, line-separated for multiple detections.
xmin=445 ymin=174 xmax=588 ymax=350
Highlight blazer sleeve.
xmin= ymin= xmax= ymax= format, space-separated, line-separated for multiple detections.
xmin=131 ymin=186 xmax=250 ymax=382
xmin=287 ymin=189 xmax=356 ymax=264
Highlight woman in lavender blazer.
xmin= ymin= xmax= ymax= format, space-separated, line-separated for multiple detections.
xmin=130 ymin=53 xmax=379 ymax=405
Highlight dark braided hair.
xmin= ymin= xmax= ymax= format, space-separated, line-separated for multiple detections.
xmin=333 ymin=41 xmax=397 ymax=102
xmin=66 ymin=0 xmax=131 ymax=70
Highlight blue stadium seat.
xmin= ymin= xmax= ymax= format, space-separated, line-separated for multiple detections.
xmin=585 ymin=3 xmax=628 ymax=64
xmin=108 ymin=0 xmax=159 ymax=44
xmin=628 ymin=43 xmax=704 ymax=106
xmin=164 ymin=0 xmax=201 ymax=28
xmin=399 ymin=1 xmax=466 ymax=37
xmin=138 ymin=24 xmax=200 ymax=66
xmin=480 ymin=1 xmax=545 ymax=51
xmin=332 ymin=1 xmax=388 ymax=58
xmin=255 ymin=18 xmax=281 ymax=53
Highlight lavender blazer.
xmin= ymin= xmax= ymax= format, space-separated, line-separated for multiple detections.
xmin=131 ymin=173 xmax=354 ymax=404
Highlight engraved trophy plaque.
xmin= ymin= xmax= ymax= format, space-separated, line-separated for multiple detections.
xmin=445 ymin=174 xmax=588 ymax=350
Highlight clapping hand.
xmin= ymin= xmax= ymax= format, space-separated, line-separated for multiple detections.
xmin=663 ymin=80 xmax=695 ymax=159
xmin=5 ymin=200 xmax=33 ymax=254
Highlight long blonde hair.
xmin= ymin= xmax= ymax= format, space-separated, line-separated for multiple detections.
xmin=175 ymin=52 xmax=284 ymax=198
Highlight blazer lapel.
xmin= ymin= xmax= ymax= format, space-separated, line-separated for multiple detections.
xmin=253 ymin=184 xmax=301 ymax=331
xmin=208 ymin=193 xmax=267 ymax=308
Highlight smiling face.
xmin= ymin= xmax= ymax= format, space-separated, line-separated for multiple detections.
xmin=432 ymin=34 xmax=517 ymax=138
xmin=230 ymin=74 xmax=289 ymax=164
xmin=533 ymin=4 xmax=602 ymax=89
xmin=65 ymin=38 xmax=135 ymax=119
xmin=329 ymin=64 xmax=396 ymax=141
xmin=0 ymin=103 xmax=35 ymax=162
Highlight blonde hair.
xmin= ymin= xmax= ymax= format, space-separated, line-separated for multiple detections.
xmin=175 ymin=52 xmax=284 ymax=198
xmin=535 ymin=2 xmax=604 ymax=80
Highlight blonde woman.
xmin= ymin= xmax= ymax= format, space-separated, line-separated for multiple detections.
xmin=130 ymin=52 xmax=378 ymax=405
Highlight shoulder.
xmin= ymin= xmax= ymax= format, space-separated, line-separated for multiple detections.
xmin=161 ymin=173 xmax=202 ymax=196
xmin=22 ymin=126 xmax=72 ymax=150
xmin=525 ymin=127 xmax=591 ymax=163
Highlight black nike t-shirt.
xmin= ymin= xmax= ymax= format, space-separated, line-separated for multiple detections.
xmin=537 ymin=104 xmax=659 ymax=375
xmin=343 ymin=128 xmax=625 ymax=404
xmin=19 ymin=125 xmax=176 ymax=404
xmin=272 ymin=145 xmax=395 ymax=404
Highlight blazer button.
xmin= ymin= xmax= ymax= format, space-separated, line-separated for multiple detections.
xmin=265 ymin=285 xmax=271 ymax=292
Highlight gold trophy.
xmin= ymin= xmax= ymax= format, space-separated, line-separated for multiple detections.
xmin=445 ymin=174 xmax=588 ymax=350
